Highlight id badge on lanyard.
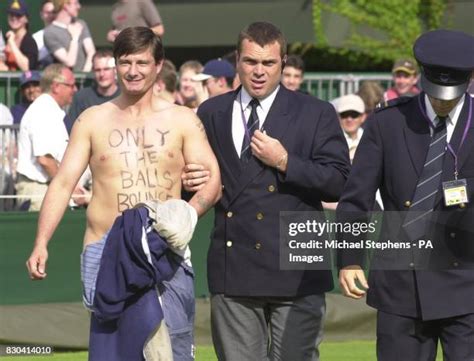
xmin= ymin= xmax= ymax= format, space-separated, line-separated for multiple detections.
xmin=419 ymin=94 xmax=472 ymax=207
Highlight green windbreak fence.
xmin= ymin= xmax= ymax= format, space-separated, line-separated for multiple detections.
xmin=0 ymin=211 xmax=377 ymax=347
xmin=0 ymin=209 xmax=214 ymax=306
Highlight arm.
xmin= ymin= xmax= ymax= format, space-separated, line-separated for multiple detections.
xmin=49 ymin=23 xmax=82 ymax=68
xmin=150 ymin=24 xmax=164 ymax=37
xmin=142 ymin=0 xmax=164 ymax=37
xmin=36 ymin=154 xmax=59 ymax=178
xmin=285 ymin=103 xmax=350 ymax=201
xmin=106 ymin=28 xmax=120 ymax=43
xmin=182 ymin=110 xmax=221 ymax=216
xmin=255 ymin=102 xmax=351 ymax=202
xmin=80 ymin=23 xmax=95 ymax=72
xmin=26 ymin=114 xmax=91 ymax=280
xmin=6 ymin=31 xmax=31 ymax=71
xmin=82 ymin=37 xmax=95 ymax=72
xmin=336 ymin=114 xmax=384 ymax=298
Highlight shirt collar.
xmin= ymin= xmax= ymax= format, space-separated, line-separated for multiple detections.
xmin=52 ymin=20 xmax=69 ymax=29
xmin=239 ymin=85 xmax=280 ymax=114
xmin=344 ymin=127 xmax=364 ymax=143
xmin=424 ymin=93 xmax=465 ymax=128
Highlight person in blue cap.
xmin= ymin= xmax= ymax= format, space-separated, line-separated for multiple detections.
xmin=11 ymin=70 xmax=42 ymax=124
xmin=338 ymin=29 xmax=474 ymax=361
xmin=191 ymin=58 xmax=236 ymax=105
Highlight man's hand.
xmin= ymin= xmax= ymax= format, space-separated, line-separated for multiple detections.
xmin=191 ymin=80 xmax=209 ymax=106
xmin=250 ymin=130 xmax=288 ymax=172
xmin=5 ymin=31 xmax=15 ymax=46
xmin=339 ymin=265 xmax=369 ymax=299
xmin=72 ymin=185 xmax=90 ymax=206
xmin=107 ymin=29 xmax=120 ymax=43
xmin=26 ymin=246 xmax=48 ymax=280
xmin=68 ymin=22 xmax=83 ymax=41
xmin=181 ymin=163 xmax=210 ymax=192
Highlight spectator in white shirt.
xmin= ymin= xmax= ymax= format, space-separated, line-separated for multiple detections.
xmin=16 ymin=63 xmax=87 ymax=211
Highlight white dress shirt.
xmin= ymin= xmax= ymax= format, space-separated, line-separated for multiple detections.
xmin=231 ymin=85 xmax=280 ymax=156
xmin=424 ymin=93 xmax=465 ymax=142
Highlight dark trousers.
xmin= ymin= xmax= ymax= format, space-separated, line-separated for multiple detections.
xmin=377 ymin=311 xmax=474 ymax=361
xmin=211 ymin=293 xmax=326 ymax=361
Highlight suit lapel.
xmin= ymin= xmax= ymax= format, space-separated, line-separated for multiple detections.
xmin=403 ymin=95 xmax=431 ymax=177
xmin=227 ymin=87 xmax=291 ymax=205
xmin=213 ymin=100 xmax=241 ymax=177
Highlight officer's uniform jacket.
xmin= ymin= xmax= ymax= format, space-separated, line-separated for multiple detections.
xmin=338 ymin=93 xmax=474 ymax=320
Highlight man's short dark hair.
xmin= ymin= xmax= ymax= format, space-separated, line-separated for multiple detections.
xmin=157 ymin=60 xmax=178 ymax=93
xmin=93 ymin=49 xmax=113 ymax=64
xmin=223 ymin=77 xmax=234 ymax=89
xmin=285 ymin=55 xmax=305 ymax=73
xmin=237 ymin=22 xmax=287 ymax=59
xmin=113 ymin=26 xmax=164 ymax=64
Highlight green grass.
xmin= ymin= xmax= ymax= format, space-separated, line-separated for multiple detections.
xmin=0 ymin=341 xmax=444 ymax=360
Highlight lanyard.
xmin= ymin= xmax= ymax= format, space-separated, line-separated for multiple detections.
xmin=239 ymin=92 xmax=263 ymax=143
xmin=418 ymin=94 xmax=472 ymax=179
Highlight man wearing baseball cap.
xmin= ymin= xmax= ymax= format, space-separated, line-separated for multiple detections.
xmin=383 ymin=58 xmax=420 ymax=101
xmin=11 ymin=70 xmax=42 ymax=124
xmin=338 ymin=29 xmax=474 ymax=361
xmin=192 ymin=58 xmax=235 ymax=99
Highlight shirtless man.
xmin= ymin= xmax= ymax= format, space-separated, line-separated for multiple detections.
xmin=26 ymin=26 xmax=221 ymax=358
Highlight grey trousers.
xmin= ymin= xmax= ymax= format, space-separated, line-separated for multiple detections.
xmin=211 ymin=293 xmax=326 ymax=361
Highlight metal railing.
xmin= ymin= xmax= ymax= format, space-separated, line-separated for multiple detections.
xmin=0 ymin=124 xmax=19 ymax=211
xmin=0 ymin=71 xmax=393 ymax=105
xmin=303 ymin=73 xmax=393 ymax=101
xmin=0 ymin=72 xmax=94 ymax=107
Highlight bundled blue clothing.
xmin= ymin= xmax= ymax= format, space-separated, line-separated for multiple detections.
xmin=81 ymin=207 xmax=194 ymax=361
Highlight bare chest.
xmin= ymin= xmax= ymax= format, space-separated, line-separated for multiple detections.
xmin=90 ymin=123 xmax=184 ymax=210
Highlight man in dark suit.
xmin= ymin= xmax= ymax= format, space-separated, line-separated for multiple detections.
xmin=338 ymin=29 xmax=474 ymax=360
xmin=184 ymin=22 xmax=350 ymax=360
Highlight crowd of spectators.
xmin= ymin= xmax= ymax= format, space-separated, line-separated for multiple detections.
xmin=1 ymin=0 xmax=474 ymax=212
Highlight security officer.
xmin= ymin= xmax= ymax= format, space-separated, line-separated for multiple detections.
xmin=338 ymin=29 xmax=474 ymax=360
xmin=186 ymin=22 xmax=350 ymax=361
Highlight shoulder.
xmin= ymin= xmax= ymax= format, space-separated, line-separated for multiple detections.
xmin=44 ymin=23 xmax=60 ymax=35
xmin=161 ymin=103 xmax=201 ymax=126
xmin=281 ymin=85 xmax=331 ymax=107
xmin=198 ymin=90 xmax=236 ymax=114
xmin=73 ymin=86 xmax=96 ymax=100
xmin=78 ymin=19 xmax=91 ymax=30
xmin=374 ymin=96 xmax=415 ymax=113
xmin=140 ymin=0 xmax=156 ymax=8
xmin=32 ymin=29 xmax=43 ymax=39
xmin=75 ymin=101 xmax=114 ymax=126
xmin=21 ymin=33 xmax=36 ymax=45
xmin=365 ymin=95 xmax=419 ymax=132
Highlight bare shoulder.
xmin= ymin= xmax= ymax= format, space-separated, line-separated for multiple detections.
xmin=74 ymin=101 xmax=116 ymax=128
xmin=152 ymin=101 xmax=204 ymax=134
xmin=153 ymin=100 xmax=196 ymax=119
